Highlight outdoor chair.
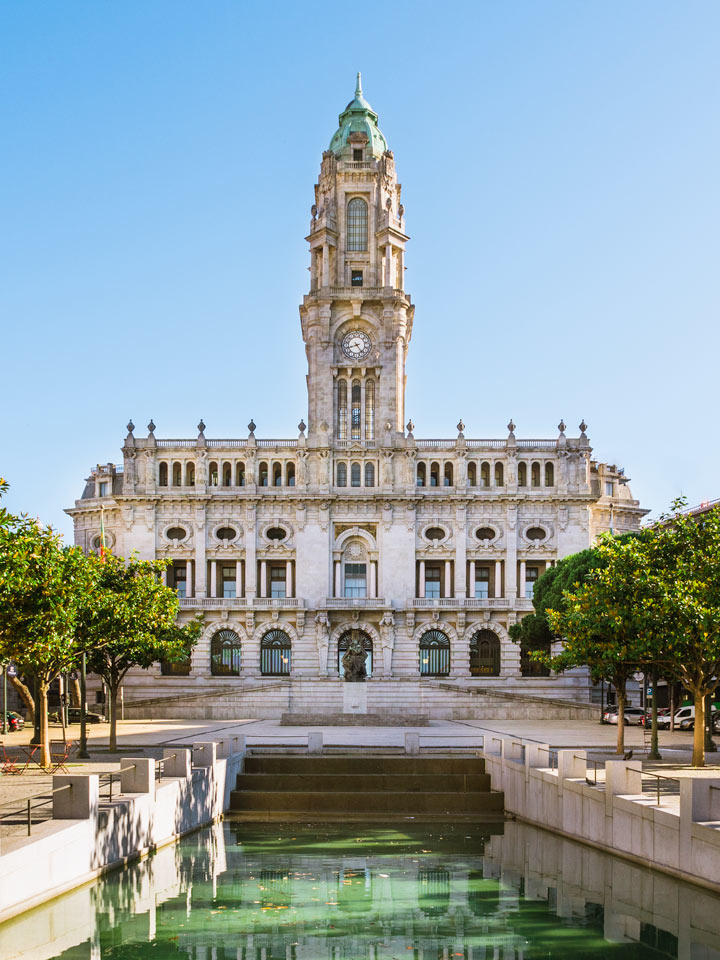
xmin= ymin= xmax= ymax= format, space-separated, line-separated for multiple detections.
xmin=1 ymin=742 xmax=39 ymax=775
xmin=49 ymin=739 xmax=78 ymax=774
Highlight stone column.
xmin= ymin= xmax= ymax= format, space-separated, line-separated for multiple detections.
xmin=209 ymin=561 xmax=217 ymax=599
xmin=468 ymin=561 xmax=476 ymax=599
xmin=334 ymin=561 xmax=342 ymax=598
xmin=260 ymin=561 xmax=267 ymax=599
xmin=186 ymin=560 xmax=194 ymax=599
xmin=194 ymin=515 xmax=207 ymax=597
xmin=369 ymin=562 xmax=377 ymax=598
xmin=444 ymin=561 xmax=452 ymax=599
xmin=385 ymin=243 xmax=392 ymax=286
xmin=235 ymin=560 xmax=243 ymax=599
xmin=286 ymin=562 xmax=293 ymax=599
xmin=418 ymin=560 xmax=425 ymax=599
xmin=494 ymin=560 xmax=502 ymax=598
xmin=519 ymin=561 xmax=526 ymax=602
xmin=245 ymin=513 xmax=256 ymax=599
xmin=322 ymin=244 xmax=330 ymax=287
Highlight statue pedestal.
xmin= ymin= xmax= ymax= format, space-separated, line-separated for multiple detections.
xmin=343 ymin=682 xmax=368 ymax=715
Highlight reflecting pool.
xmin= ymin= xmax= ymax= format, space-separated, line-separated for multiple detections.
xmin=3 ymin=819 xmax=720 ymax=959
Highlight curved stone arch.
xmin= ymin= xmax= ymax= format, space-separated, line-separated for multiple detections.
xmin=412 ymin=620 xmax=458 ymax=646
xmin=329 ymin=620 xmax=382 ymax=676
xmin=462 ymin=619 xmax=510 ymax=646
xmin=334 ymin=526 xmax=377 ymax=552
xmin=201 ymin=619 xmax=249 ymax=646
xmin=252 ymin=620 xmax=299 ymax=647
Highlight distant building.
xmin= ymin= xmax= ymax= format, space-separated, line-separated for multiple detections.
xmin=67 ymin=77 xmax=647 ymax=717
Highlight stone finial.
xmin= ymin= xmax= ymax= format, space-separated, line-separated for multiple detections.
xmin=507 ymin=419 xmax=516 ymax=437
xmin=311 ymin=204 xmax=317 ymax=218
xmin=386 ymin=197 xmax=392 ymax=210
xmin=298 ymin=419 xmax=306 ymax=436
xmin=406 ymin=419 xmax=415 ymax=439
xmin=126 ymin=420 xmax=135 ymax=436
xmin=147 ymin=420 xmax=156 ymax=437
xmin=197 ymin=419 xmax=206 ymax=437
xmin=385 ymin=420 xmax=392 ymax=432
xmin=457 ymin=419 xmax=465 ymax=439
xmin=355 ymin=71 xmax=363 ymax=98
xmin=398 ymin=204 xmax=404 ymax=218
xmin=558 ymin=420 xmax=566 ymax=435
xmin=248 ymin=419 xmax=256 ymax=437
xmin=579 ymin=419 xmax=588 ymax=436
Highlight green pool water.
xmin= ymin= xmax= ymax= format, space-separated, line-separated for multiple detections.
xmin=4 ymin=820 xmax=720 ymax=959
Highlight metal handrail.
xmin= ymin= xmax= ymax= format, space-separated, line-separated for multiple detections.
xmin=641 ymin=769 xmax=681 ymax=805
xmin=0 ymin=783 xmax=73 ymax=836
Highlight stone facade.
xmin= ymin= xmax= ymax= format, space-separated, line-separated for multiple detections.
xmin=66 ymin=78 xmax=647 ymax=713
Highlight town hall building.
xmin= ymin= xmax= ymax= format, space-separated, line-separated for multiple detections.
xmin=67 ymin=77 xmax=647 ymax=720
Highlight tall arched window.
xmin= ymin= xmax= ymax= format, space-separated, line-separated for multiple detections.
xmin=158 ymin=462 xmax=168 ymax=486
xmin=531 ymin=462 xmax=541 ymax=487
xmin=347 ymin=198 xmax=368 ymax=251
xmin=209 ymin=461 xmax=219 ymax=486
xmin=337 ymin=461 xmax=347 ymax=486
xmin=468 ymin=462 xmax=476 ymax=487
xmin=286 ymin=462 xmax=295 ymax=486
xmin=518 ymin=462 xmax=527 ymax=487
xmin=273 ymin=462 xmax=282 ymax=486
xmin=430 ymin=462 xmax=440 ymax=487
xmin=470 ymin=630 xmax=501 ymax=676
xmin=351 ymin=380 xmax=361 ymax=440
xmin=365 ymin=379 xmax=375 ymax=439
xmin=351 ymin=462 xmax=361 ymax=487
xmin=236 ymin=462 xmax=245 ymax=486
xmin=495 ymin=462 xmax=504 ymax=486
xmin=261 ymin=630 xmax=291 ymax=676
xmin=259 ymin=462 xmax=268 ymax=486
xmin=337 ymin=379 xmax=348 ymax=440
xmin=210 ymin=629 xmax=242 ymax=676
xmin=417 ymin=463 xmax=426 ymax=487
xmin=338 ymin=630 xmax=373 ymax=677
xmin=419 ymin=630 xmax=450 ymax=677
xmin=545 ymin=462 xmax=554 ymax=487
xmin=480 ymin=462 xmax=490 ymax=487
xmin=185 ymin=462 xmax=195 ymax=486
xmin=365 ymin=462 xmax=375 ymax=487
xmin=444 ymin=463 xmax=454 ymax=486
xmin=172 ymin=462 xmax=182 ymax=486
xmin=223 ymin=462 xmax=232 ymax=487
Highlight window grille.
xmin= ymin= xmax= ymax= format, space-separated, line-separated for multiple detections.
xmin=344 ymin=562 xmax=367 ymax=598
xmin=337 ymin=380 xmax=348 ymax=439
xmin=210 ymin=629 xmax=242 ymax=676
xmin=337 ymin=461 xmax=347 ymax=486
xmin=351 ymin=462 xmax=361 ymax=487
xmin=419 ymin=630 xmax=450 ymax=676
xmin=261 ymin=630 xmax=291 ymax=676
xmin=347 ymin=198 xmax=368 ymax=251
xmin=470 ymin=630 xmax=500 ymax=676
xmin=365 ymin=379 xmax=375 ymax=439
xmin=365 ymin=462 xmax=375 ymax=487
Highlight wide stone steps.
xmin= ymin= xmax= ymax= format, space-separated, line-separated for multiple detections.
xmin=230 ymin=753 xmax=503 ymax=820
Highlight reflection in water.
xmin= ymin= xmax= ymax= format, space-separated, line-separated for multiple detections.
xmin=3 ymin=820 xmax=720 ymax=959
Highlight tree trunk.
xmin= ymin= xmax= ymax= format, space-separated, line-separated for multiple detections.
xmin=615 ymin=682 xmax=626 ymax=755
xmin=692 ymin=690 xmax=705 ymax=767
xmin=38 ymin=682 xmax=51 ymax=769
xmin=70 ymin=676 xmax=81 ymax=708
xmin=10 ymin=675 xmax=35 ymax=722
xmin=109 ymin=685 xmax=119 ymax=752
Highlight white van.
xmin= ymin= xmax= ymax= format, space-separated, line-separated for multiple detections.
xmin=657 ymin=706 xmax=693 ymax=729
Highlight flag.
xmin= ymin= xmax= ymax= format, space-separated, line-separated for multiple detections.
xmin=100 ymin=506 xmax=107 ymax=559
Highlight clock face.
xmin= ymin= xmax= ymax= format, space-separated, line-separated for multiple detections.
xmin=341 ymin=330 xmax=372 ymax=361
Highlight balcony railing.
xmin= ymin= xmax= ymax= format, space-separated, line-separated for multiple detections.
xmin=324 ymin=597 xmax=387 ymax=608
xmin=178 ymin=597 xmax=303 ymax=610
xmin=412 ymin=597 xmax=511 ymax=610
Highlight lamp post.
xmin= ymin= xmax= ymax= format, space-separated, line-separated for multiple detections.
xmin=78 ymin=652 xmax=89 ymax=759
xmin=1 ymin=663 xmax=6 ymax=736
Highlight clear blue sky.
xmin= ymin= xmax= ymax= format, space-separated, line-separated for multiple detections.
xmin=2 ymin=1 xmax=719 ymax=539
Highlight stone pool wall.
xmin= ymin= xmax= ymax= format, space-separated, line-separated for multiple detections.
xmin=0 ymin=738 xmax=244 ymax=923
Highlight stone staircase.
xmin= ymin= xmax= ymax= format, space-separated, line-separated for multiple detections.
xmin=229 ymin=753 xmax=505 ymax=820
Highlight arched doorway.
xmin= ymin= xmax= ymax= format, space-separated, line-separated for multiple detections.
xmin=210 ymin=629 xmax=242 ymax=676
xmin=470 ymin=630 xmax=501 ymax=676
xmin=261 ymin=629 xmax=291 ymax=676
xmin=419 ymin=629 xmax=450 ymax=676
xmin=337 ymin=629 xmax=373 ymax=676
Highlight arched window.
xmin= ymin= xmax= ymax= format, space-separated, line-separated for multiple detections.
xmin=337 ymin=461 xmax=347 ymax=486
xmin=337 ymin=379 xmax=348 ymax=440
xmin=365 ymin=462 xmax=375 ymax=487
xmin=223 ymin=462 xmax=232 ymax=487
xmin=430 ymin=462 xmax=440 ymax=487
xmin=443 ymin=463 xmax=454 ymax=486
xmin=347 ymin=197 xmax=368 ymax=251
xmin=418 ymin=867 xmax=450 ymax=918
xmin=365 ymin=379 xmax=375 ymax=439
xmin=518 ymin=462 xmax=527 ymax=487
xmin=531 ymin=462 xmax=541 ymax=487
xmin=468 ymin=462 xmax=476 ymax=487
xmin=351 ymin=380 xmax=361 ymax=440
xmin=185 ymin=462 xmax=195 ymax=486
xmin=338 ymin=630 xmax=373 ymax=676
xmin=286 ymin=462 xmax=295 ymax=486
xmin=261 ymin=630 xmax=291 ymax=676
xmin=545 ymin=462 xmax=554 ymax=487
xmin=470 ymin=630 xmax=501 ymax=677
xmin=351 ymin=462 xmax=361 ymax=487
xmin=236 ymin=462 xmax=245 ymax=486
xmin=172 ymin=462 xmax=182 ymax=487
xmin=259 ymin=462 xmax=268 ymax=486
xmin=480 ymin=462 xmax=490 ymax=487
xmin=419 ymin=630 xmax=450 ymax=677
xmin=158 ymin=462 xmax=168 ymax=486
xmin=210 ymin=629 xmax=242 ymax=677
xmin=209 ymin=461 xmax=219 ymax=486
xmin=417 ymin=463 xmax=426 ymax=487
xmin=495 ymin=462 xmax=504 ymax=486
xmin=273 ymin=462 xmax=282 ymax=487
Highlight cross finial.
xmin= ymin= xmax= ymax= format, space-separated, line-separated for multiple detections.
xmin=355 ymin=72 xmax=362 ymax=97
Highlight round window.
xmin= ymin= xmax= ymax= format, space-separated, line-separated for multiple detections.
xmin=425 ymin=527 xmax=446 ymax=542
xmin=166 ymin=526 xmax=187 ymax=541
xmin=216 ymin=526 xmax=237 ymax=541
xmin=266 ymin=526 xmax=288 ymax=541
xmin=476 ymin=527 xmax=496 ymax=541
xmin=526 ymin=526 xmax=546 ymax=541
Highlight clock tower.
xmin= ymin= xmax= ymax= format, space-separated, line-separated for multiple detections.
xmin=300 ymin=75 xmax=414 ymax=446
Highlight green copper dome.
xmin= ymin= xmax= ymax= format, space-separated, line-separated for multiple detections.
xmin=328 ymin=73 xmax=388 ymax=158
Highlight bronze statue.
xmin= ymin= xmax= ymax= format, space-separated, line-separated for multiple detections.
xmin=341 ymin=637 xmax=367 ymax=682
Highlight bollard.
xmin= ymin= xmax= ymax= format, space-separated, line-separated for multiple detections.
xmin=307 ymin=732 xmax=323 ymax=754
xmin=121 ymin=757 xmax=155 ymax=795
xmin=53 ymin=774 xmax=99 ymax=820
xmin=162 ymin=748 xmax=192 ymax=779
xmin=605 ymin=760 xmax=643 ymax=797
xmin=558 ymin=749 xmax=586 ymax=781
xmin=525 ymin=743 xmax=552 ymax=769
xmin=192 ymin=742 xmax=217 ymax=768
xmin=404 ymin=732 xmax=420 ymax=755
xmin=680 ymin=777 xmax=720 ymax=823
xmin=501 ymin=739 xmax=524 ymax=762
xmin=231 ymin=735 xmax=246 ymax=756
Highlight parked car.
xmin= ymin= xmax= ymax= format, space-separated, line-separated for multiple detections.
xmin=604 ymin=706 xmax=646 ymax=726
xmin=640 ymin=708 xmax=670 ymax=727
xmin=679 ymin=709 xmax=719 ymax=732
xmin=68 ymin=707 xmax=105 ymax=724
xmin=3 ymin=711 xmax=24 ymax=732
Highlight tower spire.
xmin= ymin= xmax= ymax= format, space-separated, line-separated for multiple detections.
xmin=355 ymin=71 xmax=363 ymax=98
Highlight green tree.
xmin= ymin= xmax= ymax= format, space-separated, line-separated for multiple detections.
xmin=0 ymin=512 xmax=96 ymax=767
xmin=79 ymin=553 xmax=201 ymax=751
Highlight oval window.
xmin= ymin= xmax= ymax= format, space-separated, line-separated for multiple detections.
xmin=266 ymin=527 xmax=288 ymax=541
xmin=166 ymin=526 xmax=187 ymax=541
xmin=476 ymin=527 xmax=496 ymax=541
xmin=425 ymin=527 xmax=446 ymax=542
xmin=526 ymin=526 xmax=546 ymax=541
xmin=216 ymin=526 xmax=237 ymax=541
